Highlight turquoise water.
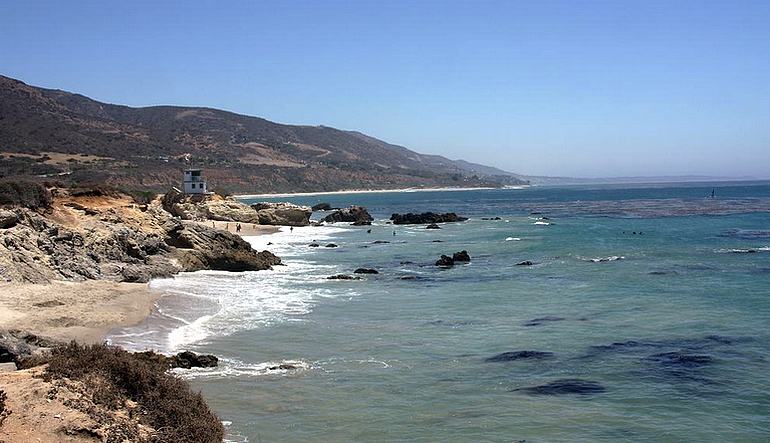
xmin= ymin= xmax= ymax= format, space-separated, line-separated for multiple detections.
xmin=111 ymin=182 xmax=770 ymax=442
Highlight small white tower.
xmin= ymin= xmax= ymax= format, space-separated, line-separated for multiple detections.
xmin=183 ymin=169 xmax=208 ymax=194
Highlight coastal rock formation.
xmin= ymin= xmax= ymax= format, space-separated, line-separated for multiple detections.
xmin=426 ymin=223 xmax=441 ymax=229
xmin=162 ymin=190 xmax=260 ymax=223
xmin=390 ymin=212 xmax=468 ymax=225
xmin=0 ymin=189 xmax=280 ymax=283
xmin=327 ymin=274 xmax=361 ymax=280
xmin=0 ymin=330 xmax=59 ymax=365
xmin=136 ymin=350 xmax=219 ymax=369
xmin=354 ymin=268 xmax=379 ymax=274
xmin=435 ymin=251 xmax=471 ymax=267
xmin=435 ymin=255 xmax=455 ymax=267
xmin=321 ymin=205 xmax=374 ymax=224
xmin=311 ymin=202 xmax=332 ymax=211
xmin=251 ymin=202 xmax=312 ymax=226
xmin=0 ymin=210 xmax=17 ymax=229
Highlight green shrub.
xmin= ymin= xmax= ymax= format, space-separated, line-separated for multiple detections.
xmin=43 ymin=343 xmax=224 ymax=443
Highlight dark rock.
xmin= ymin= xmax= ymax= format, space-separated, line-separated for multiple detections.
xmin=327 ymin=274 xmax=361 ymax=280
xmin=0 ymin=330 xmax=60 ymax=365
xmin=426 ymin=223 xmax=441 ymax=229
xmin=452 ymin=250 xmax=471 ymax=262
xmin=399 ymin=275 xmax=420 ymax=280
xmin=432 ymin=240 xmax=444 ymax=242
xmin=523 ymin=316 xmax=565 ymax=327
xmin=435 ymin=255 xmax=454 ymax=267
xmin=399 ymin=261 xmax=414 ymax=264
xmin=485 ymin=351 xmax=554 ymax=362
xmin=516 ymin=261 xmax=534 ymax=266
xmin=322 ymin=206 xmax=373 ymax=224
xmin=0 ymin=210 xmax=19 ymax=229
xmin=309 ymin=243 xmax=320 ymax=247
xmin=171 ymin=350 xmax=219 ymax=369
xmin=268 ymin=363 xmax=300 ymax=370
xmin=354 ymin=268 xmax=379 ymax=274
xmin=311 ymin=202 xmax=332 ymax=211
xmin=351 ymin=220 xmax=372 ymax=226
xmin=373 ymin=240 xmax=390 ymax=244
xmin=481 ymin=217 xmax=502 ymax=221
xmin=325 ymin=243 xmax=338 ymax=248
xmin=390 ymin=212 xmax=468 ymax=225
xmin=514 ymin=379 xmax=606 ymax=395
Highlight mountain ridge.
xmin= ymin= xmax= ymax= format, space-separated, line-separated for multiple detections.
xmin=0 ymin=75 xmax=527 ymax=193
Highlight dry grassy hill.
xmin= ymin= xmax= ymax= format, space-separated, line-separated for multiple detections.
xmin=0 ymin=75 xmax=527 ymax=193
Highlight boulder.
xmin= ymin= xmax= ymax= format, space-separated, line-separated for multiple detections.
xmin=516 ymin=260 xmax=534 ymax=266
xmin=435 ymin=255 xmax=454 ymax=267
xmin=426 ymin=223 xmax=441 ymax=229
xmin=325 ymin=243 xmax=338 ymax=248
xmin=327 ymin=274 xmax=361 ymax=280
xmin=452 ymin=251 xmax=471 ymax=262
xmin=309 ymin=243 xmax=320 ymax=247
xmin=162 ymin=191 xmax=260 ymax=223
xmin=169 ymin=221 xmax=281 ymax=273
xmin=390 ymin=212 xmax=468 ymax=225
xmin=351 ymin=220 xmax=372 ymax=226
xmin=170 ymin=350 xmax=219 ymax=369
xmin=354 ymin=268 xmax=379 ymax=274
xmin=251 ymin=202 xmax=312 ymax=226
xmin=0 ymin=210 xmax=19 ymax=229
xmin=0 ymin=330 xmax=60 ymax=365
xmin=311 ymin=202 xmax=332 ymax=211
xmin=322 ymin=206 xmax=373 ymax=224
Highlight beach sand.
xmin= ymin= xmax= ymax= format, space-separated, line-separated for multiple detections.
xmin=0 ymin=280 xmax=164 ymax=343
xmin=200 ymin=220 xmax=281 ymax=236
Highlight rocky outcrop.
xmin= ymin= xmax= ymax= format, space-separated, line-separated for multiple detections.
xmin=166 ymin=221 xmax=280 ymax=273
xmin=251 ymin=202 xmax=311 ymax=226
xmin=354 ymin=268 xmax=379 ymax=274
xmin=426 ymin=223 xmax=441 ymax=229
xmin=136 ymin=350 xmax=219 ymax=369
xmin=390 ymin=212 xmax=468 ymax=225
xmin=0 ymin=330 xmax=60 ymax=365
xmin=327 ymin=274 xmax=361 ymax=280
xmin=435 ymin=251 xmax=471 ymax=267
xmin=311 ymin=202 xmax=332 ymax=211
xmin=0 ymin=210 xmax=17 ymax=229
xmin=162 ymin=190 xmax=260 ymax=223
xmin=0 ymin=190 xmax=280 ymax=283
xmin=321 ymin=205 xmax=374 ymax=224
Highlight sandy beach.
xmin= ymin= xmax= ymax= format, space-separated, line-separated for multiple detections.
xmin=237 ymin=185 xmax=528 ymax=199
xmin=199 ymin=220 xmax=281 ymax=236
xmin=0 ymin=280 xmax=163 ymax=343
xmin=0 ymin=221 xmax=280 ymax=344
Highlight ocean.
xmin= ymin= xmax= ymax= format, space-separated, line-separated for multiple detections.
xmin=109 ymin=181 xmax=770 ymax=442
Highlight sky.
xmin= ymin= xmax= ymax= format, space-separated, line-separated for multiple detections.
xmin=1 ymin=0 xmax=769 ymax=178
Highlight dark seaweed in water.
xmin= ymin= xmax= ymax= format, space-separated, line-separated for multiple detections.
xmin=718 ymin=229 xmax=770 ymax=239
xmin=644 ymin=351 xmax=714 ymax=368
xmin=485 ymin=351 xmax=554 ymax=362
xmin=523 ymin=316 xmax=565 ymax=327
xmin=514 ymin=379 xmax=606 ymax=396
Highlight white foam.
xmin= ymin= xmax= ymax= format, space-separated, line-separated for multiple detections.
xmin=505 ymin=237 xmax=522 ymax=241
xmin=144 ymin=224 xmax=358 ymax=352
xmin=175 ymin=357 xmax=311 ymax=380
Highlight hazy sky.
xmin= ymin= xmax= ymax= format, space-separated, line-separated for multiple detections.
xmin=2 ymin=0 xmax=769 ymax=178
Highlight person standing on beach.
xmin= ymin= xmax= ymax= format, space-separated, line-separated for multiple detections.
xmin=290 ymin=226 xmax=294 ymax=233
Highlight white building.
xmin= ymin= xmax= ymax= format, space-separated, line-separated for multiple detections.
xmin=183 ymin=169 xmax=208 ymax=194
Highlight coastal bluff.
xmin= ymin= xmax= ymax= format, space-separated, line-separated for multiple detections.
xmin=0 ymin=186 xmax=281 ymax=284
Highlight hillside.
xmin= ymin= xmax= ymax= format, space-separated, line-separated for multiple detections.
xmin=0 ymin=75 xmax=527 ymax=193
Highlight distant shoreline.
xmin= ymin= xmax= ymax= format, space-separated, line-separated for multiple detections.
xmin=236 ymin=185 xmax=529 ymax=199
